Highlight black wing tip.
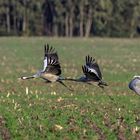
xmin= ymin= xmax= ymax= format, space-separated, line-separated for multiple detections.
xmin=82 ymin=65 xmax=88 ymax=74
xmin=85 ymin=55 xmax=95 ymax=64
xmin=82 ymin=65 xmax=84 ymax=72
xmin=44 ymin=43 xmax=56 ymax=55
xmin=44 ymin=44 xmax=48 ymax=53
xmin=44 ymin=44 xmax=47 ymax=52
xmin=44 ymin=43 xmax=49 ymax=48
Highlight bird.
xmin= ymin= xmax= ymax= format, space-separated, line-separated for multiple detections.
xmin=20 ymin=44 xmax=72 ymax=91
xmin=129 ymin=76 xmax=140 ymax=95
xmin=66 ymin=55 xmax=108 ymax=88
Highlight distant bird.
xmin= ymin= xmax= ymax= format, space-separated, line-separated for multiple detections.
xmin=129 ymin=76 xmax=140 ymax=95
xmin=20 ymin=44 xmax=72 ymax=91
xmin=67 ymin=55 xmax=108 ymax=88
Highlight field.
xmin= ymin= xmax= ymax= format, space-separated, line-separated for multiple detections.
xmin=0 ymin=37 xmax=140 ymax=140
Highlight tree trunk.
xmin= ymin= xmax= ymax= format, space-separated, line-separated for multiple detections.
xmin=69 ymin=3 xmax=74 ymax=37
xmin=80 ymin=4 xmax=84 ymax=37
xmin=130 ymin=10 xmax=136 ymax=38
xmin=65 ymin=14 xmax=69 ymax=37
xmin=23 ymin=11 xmax=26 ymax=33
xmin=6 ymin=6 xmax=10 ymax=33
xmin=85 ymin=7 xmax=92 ymax=37
xmin=69 ymin=17 xmax=73 ymax=37
xmin=23 ymin=3 xmax=28 ymax=35
xmin=53 ymin=23 xmax=58 ymax=36
xmin=13 ymin=5 xmax=17 ymax=34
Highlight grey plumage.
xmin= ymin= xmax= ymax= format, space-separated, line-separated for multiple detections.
xmin=20 ymin=44 xmax=72 ymax=91
xmin=129 ymin=76 xmax=140 ymax=95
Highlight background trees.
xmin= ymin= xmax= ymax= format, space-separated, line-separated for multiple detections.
xmin=0 ymin=0 xmax=140 ymax=37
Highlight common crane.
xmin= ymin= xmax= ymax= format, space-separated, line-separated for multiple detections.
xmin=67 ymin=55 xmax=108 ymax=88
xmin=20 ymin=44 xmax=72 ymax=91
xmin=129 ymin=76 xmax=140 ymax=95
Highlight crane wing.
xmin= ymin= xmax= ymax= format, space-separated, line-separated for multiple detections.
xmin=43 ymin=44 xmax=61 ymax=75
xmin=82 ymin=55 xmax=102 ymax=80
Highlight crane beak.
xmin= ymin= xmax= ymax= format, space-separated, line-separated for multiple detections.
xmin=19 ymin=76 xmax=28 ymax=80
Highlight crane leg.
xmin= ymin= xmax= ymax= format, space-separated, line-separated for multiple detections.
xmin=58 ymin=80 xmax=73 ymax=91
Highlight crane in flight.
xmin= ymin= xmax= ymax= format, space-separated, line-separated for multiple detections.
xmin=67 ymin=55 xmax=108 ymax=89
xmin=20 ymin=44 xmax=72 ymax=91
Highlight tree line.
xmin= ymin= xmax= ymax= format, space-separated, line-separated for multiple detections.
xmin=0 ymin=0 xmax=140 ymax=37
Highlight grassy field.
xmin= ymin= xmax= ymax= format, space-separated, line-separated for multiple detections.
xmin=0 ymin=37 xmax=140 ymax=140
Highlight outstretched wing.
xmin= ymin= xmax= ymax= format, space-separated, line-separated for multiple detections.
xmin=43 ymin=44 xmax=61 ymax=75
xmin=44 ymin=44 xmax=59 ymax=61
xmin=82 ymin=55 xmax=102 ymax=80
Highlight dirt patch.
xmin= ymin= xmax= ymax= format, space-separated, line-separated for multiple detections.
xmin=0 ymin=116 xmax=11 ymax=140
xmin=84 ymin=118 xmax=106 ymax=140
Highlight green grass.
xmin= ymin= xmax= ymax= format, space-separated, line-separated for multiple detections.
xmin=0 ymin=37 xmax=140 ymax=139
